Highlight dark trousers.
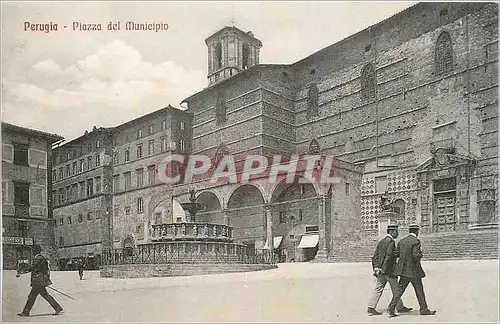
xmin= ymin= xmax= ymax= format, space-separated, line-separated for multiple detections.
xmin=22 ymin=285 xmax=62 ymax=314
xmin=388 ymin=276 xmax=428 ymax=312
xmin=78 ymin=269 xmax=84 ymax=279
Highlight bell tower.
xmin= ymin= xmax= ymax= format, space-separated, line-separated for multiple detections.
xmin=205 ymin=26 xmax=262 ymax=86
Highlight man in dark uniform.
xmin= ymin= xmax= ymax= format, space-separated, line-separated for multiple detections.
xmin=16 ymin=244 xmax=64 ymax=317
xmin=367 ymin=224 xmax=412 ymax=315
xmin=77 ymin=258 xmax=85 ymax=280
xmin=387 ymin=224 xmax=436 ymax=317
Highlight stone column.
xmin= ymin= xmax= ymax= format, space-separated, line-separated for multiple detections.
xmin=315 ymin=195 xmax=328 ymax=261
xmin=265 ymin=204 xmax=273 ymax=250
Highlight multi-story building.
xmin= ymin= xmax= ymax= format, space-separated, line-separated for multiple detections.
xmin=175 ymin=2 xmax=498 ymax=261
xmin=2 ymin=122 xmax=64 ymax=269
xmin=52 ymin=106 xmax=192 ymax=269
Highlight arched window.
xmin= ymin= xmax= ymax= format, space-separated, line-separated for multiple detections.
xmin=215 ymin=42 xmax=222 ymax=70
xmin=435 ymin=32 xmax=453 ymax=76
xmin=307 ymin=84 xmax=319 ymax=117
xmin=361 ymin=64 xmax=376 ymax=102
xmin=242 ymin=43 xmax=250 ymax=69
xmin=215 ymin=92 xmax=227 ymax=125
xmin=308 ymin=139 xmax=321 ymax=155
xmin=393 ymin=199 xmax=406 ymax=220
xmin=137 ymin=197 xmax=144 ymax=214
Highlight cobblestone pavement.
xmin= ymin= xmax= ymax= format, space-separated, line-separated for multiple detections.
xmin=2 ymin=260 xmax=498 ymax=322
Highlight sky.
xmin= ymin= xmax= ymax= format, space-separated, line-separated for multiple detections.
xmin=1 ymin=1 xmax=416 ymax=142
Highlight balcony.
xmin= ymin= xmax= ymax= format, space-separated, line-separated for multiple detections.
xmin=151 ymin=223 xmax=233 ymax=242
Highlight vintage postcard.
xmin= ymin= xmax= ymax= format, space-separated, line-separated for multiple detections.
xmin=1 ymin=1 xmax=499 ymax=323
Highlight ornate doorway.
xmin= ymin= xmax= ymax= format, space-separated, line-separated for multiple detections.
xmin=432 ymin=177 xmax=457 ymax=232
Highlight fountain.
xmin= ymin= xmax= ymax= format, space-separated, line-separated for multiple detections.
xmin=100 ymin=188 xmax=277 ymax=278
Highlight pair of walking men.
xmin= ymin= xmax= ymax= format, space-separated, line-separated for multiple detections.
xmin=367 ymin=223 xmax=436 ymax=317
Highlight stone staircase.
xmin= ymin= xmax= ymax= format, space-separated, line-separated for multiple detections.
xmin=328 ymin=229 xmax=498 ymax=263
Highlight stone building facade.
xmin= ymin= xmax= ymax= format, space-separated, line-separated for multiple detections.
xmin=52 ymin=106 xmax=192 ymax=269
xmin=176 ymin=2 xmax=498 ymax=261
xmin=2 ymin=123 xmax=63 ymax=269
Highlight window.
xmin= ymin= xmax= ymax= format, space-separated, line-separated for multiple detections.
xmin=176 ymin=217 xmax=182 ymax=223
xmin=51 ymin=190 xmax=56 ymax=205
xmin=72 ymin=162 xmax=77 ymax=175
xmin=149 ymin=125 xmax=154 ymax=134
xmin=136 ymin=144 xmax=143 ymax=159
xmin=66 ymin=186 xmax=71 ymax=201
xmin=96 ymin=140 xmax=100 ymax=148
xmin=307 ymin=84 xmax=319 ymax=117
xmin=79 ymin=159 xmax=84 ymax=172
xmin=345 ymin=182 xmax=351 ymax=195
xmin=180 ymin=121 xmax=185 ymax=130
xmin=52 ymin=170 xmax=57 ymax=182
xmin=148 ymin=140 xmax=154 ymax=155
xmin=125 ymin=206 xmax=131 ymax=215
xmin=59 ymin=167 xmax=63 ymax=179
xmin=435 ymin=32 xmax=453 ymax=76
xmin=215 ymin=42 xmax=222 ymax=69
xmin=95 ymin=176 xmax=101 ymax=193
xmin=86 ymin=179 xmax=94 ymax=196
xmin=14 ymin=181 xmax=29 ymax=206
xmin=60 ymin=218 xmax=64 ymax=226
xmin=79 ymin=182 xmax=85 ymax=198
xmin=87 ymin=156 xmax=92 ymax=170
xmin=136 ymin=169 xmax=144 ymax=188
xmin=375 ymin=176 xmax=388 ymax=193
xmin=161 ymin=137 xmax=168 ymax=151
xmin=78 ymin=214 xmax=83 ymax=222
xmin=59 ymin=236 xmax=64 ymax=246
xmin=300 ymin=184 xmax=305 ymax=195
xmin=299 ymin=209 xmax=303 ymax=222
xmin=66 ymin=152 xmax=70 ymax=161
xmin=361 ymin=63 xmax=376 ymax=102
xmin=65 ymin=165 xmax=70 ymax=177
xmin=113 ymin=175 xmax=120 ymax=193
xmin=279 ymin=211 xmax=286 ymax=224
xmin=113 ymin=152 xmax=119 ymax=165
xmin=148 ymin=166 xmax=156 ymax=185
xmin=242 ymin=43 xmax=250 ymax=69
xmin=58 ymin=188 xmax=64 ymax=204
xmin=95 ymin=154 xmax=100 ymax=167
xmin=87 ymin=212 xmax=92 ymax=221
xmin=179 ymin=139 xmax=185 ymax=152
xmin=137 ymin=129 xmax=143 ymax=139
xmin=161 ymin=120 xmax=167 ymax=130
xmin=13 ymin=143 xmax=28 ymax=166
xmin=124 ymin=149 xmax=130 ymax=162
xmin=215 ymin=92 xmax=227 ymax=125
xmin=72 ymin=184 xmax=78 ymax=199
xmin=124 ymin=172 xmax=131 ymax=190
xmin=137 ymin=197 xmax=144 ymax=214
xmin=67 ymin=216 xmax=72 ymax=224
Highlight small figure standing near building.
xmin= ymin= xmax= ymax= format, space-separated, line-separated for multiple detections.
xmin=77 ymin=258 xmax=85 ymax=280
xmin=387 ymin=224 xmax=436 ymax=317
xmin=367 ymin=224 xmax=412 ymax=315
xmin=16 ymin=244 xmax=64 ymax=317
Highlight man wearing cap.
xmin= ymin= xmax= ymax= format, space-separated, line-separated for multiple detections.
xmin=387 ymin=224 xmax=436 ymax=317
xmin=16 ymin=244 xmax=64 ymax=317
xmin=367 ymin=224 xmax=412 ymax=315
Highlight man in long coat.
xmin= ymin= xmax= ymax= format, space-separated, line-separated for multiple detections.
xmin=16 ymin=244 xmax=64 ymax=316
xmin=387 ymin=224 xmax=436 ymax=317
xmin=367 ymin=224 xmax=412 ymax=315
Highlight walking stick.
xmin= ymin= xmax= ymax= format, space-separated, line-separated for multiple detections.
xmin=47 ymin=286 xmax=76 ymax=300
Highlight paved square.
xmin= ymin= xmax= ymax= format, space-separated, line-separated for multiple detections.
xmin=2 ymin=260 xmax=498 ymax=322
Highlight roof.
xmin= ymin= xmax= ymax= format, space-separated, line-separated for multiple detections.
xmin=205 ymin=26 xmax=262 ymax=46
xmin=113 ymin=105 xmax=190 ymax=130
xmin=1 ymin=122 xmax=64 ymax=143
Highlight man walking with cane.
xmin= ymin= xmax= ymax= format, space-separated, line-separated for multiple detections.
xmin=16 ymin=244 xmax=64 ymax=317
xmin=367 ymin=224 xmax=412 ymax=315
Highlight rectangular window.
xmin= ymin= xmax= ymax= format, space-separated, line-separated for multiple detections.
xmin=176 ymin=217 xmax=182 ymax=223
xmin=113 ymin=175 xmax=120 ymax=193
xmin=95 ymin=154 xmax=100 ymax=167
xmin=180 ymin=121 xmax=185 ymax=130
xmin=125 ymin=206 xmax=131 ymax=215
xmin=52 ymin=190 xmax=57 ymax=205
xmin=161 ymin=137 xmax=167 ymax=152
xmin=124 ymin=149 xmax=130 ymax=162
xmin=299 ymin=209 xmax=303 ymax=221
xmin=87 ymin=212 xmax=92 ymax=221
xmin=67 ymin=216 xmax=72 ymax=225
xmin=72 ymin=184 xmax=78 ymax=199
xmin=60 ymin=218 xmax=64 ymax=226
xmin=179 ymin=139 xmax=185 ymax=152
xmin=345 ymin=183 xmax=351 ymax=195
xmin=279 ymin=211 xmax=286 ymax=224
xmin=137 ymin=129 xmax=143 ymax=139
xmin=14 ymin=182 xmax=30 ymax=206
xmin=136 ymin=169 xmax=144 ymax=188
xmin=59 ymin=167 xmax=63 ymax=179
xmin=136 ymin=144 xmax=143 ymax=159
xmin=113 ymin=152 xmax=119 ymax=165
xmin=87 ymin=156 xmax=92 ymax=170
xmin=79 ymin=182 xmax=85 ymax=198
xmin=66 ymin=186 xmax=71 ymax=201
xmin=86 ymin=179 xmax=94 ymax=196
xmin=96 ymin=140 xmax=100 ymax=148
xmin=13 ymin=143 xmax=29 ymax=166
xmin=72 ymin=162 xmax=77 ymax=175
xmin=148 ymin=140 xmax=154 ymax=155
xmin=149 ymin=125 xmax=154 ymax=134
xmin=52 ymin=170 xmax=57 ymax=182
xmin=148 ymin=165 xmax=156 ymax=185
xmin=161 ymin=120 xmax=167 ymax=130
xmin=124 ymin=172 xmax=131 ymax=190
xmin=58 ymin=188 xmax=64 ymax=204
xmin=95 ymin=176 xmax=101 ymax=194
xmin=65 ymin=165 xmax=70 ymax=177
xmin=78 ymin=214 xmax=83 ymax=222
xmin=79 ymin=159 xmax=84 ymax=172
xmin=375 ymin=176 xmax=388 ymax=193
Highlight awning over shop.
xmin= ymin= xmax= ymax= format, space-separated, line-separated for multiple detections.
xmin=264 ymin=236 xmax=284 ymax=249
xmin=298 ymin=234 xmax=319 ymax=248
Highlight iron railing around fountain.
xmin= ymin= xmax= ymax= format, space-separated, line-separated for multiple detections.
xmin=102 ymin=242 xmax=277 ymax=265
xmin=151 ymin=223 xmax=233 ymax=242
